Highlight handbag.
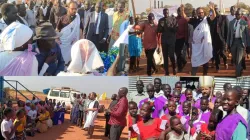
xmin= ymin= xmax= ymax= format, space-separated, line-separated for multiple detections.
xmin=153 ymin=45 xmax=164 ymax=65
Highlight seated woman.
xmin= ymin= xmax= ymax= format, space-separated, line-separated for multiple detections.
xmin=0 ymin=22 xmax=48 ymax=76
xmin=57 ymin=39 xmax=121 ymax=76
xmin=36 ymin=108 xmax=48 ymax=133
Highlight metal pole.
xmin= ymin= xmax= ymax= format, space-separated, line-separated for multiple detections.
xmin=130 ymin=0 xmax=136 ymax=18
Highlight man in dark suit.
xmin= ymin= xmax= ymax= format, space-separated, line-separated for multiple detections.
xmin=157 ymin=8 xmax=178 ymax=76
xmin=208 ymin=7 xmax=228 ymax=72
xmin=227 ymin=10 xmax=250 ymax=76
xmin=84 ymin=1 xmax=109 ymax=52
xmin=36 ymin=0 xmax=53 ymax=25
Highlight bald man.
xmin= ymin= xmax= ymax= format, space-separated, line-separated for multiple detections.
xmin=107 ymin=87 xmax=128 ymax=140
xmin=83 ymin=1 xmax=109 ymax=52
xmin=129 ymin=80 xmax=146 ymax=105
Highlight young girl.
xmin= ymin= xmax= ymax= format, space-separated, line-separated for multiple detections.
xmin=27 ymin=104 xmax=37 ymax=137
xmin=180 ymin=101 xmax=191 ymax=131
xmin=13 ymin=109 xmax=26 ymax=140
xmin=215 ymin=89 xmax=248 ymax=140
xmin=197 ymin=109 xmax=223 ymax=140
xmin=128 ymin=101 xmax=142 ymax=140
xmin=36 ymin=108 xmax=48 ymax=133
xmin=132 ymin=102 xmax=167 ymax=140
xmin=214 ymin=97 xmax=222 ymax=109
xmin=1 ymin=108 xmax=21 ymax=140
xmin=165 ymin=116 xmax=186 ymax=140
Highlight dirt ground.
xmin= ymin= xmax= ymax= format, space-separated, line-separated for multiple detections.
xmin=6 ymin=90 xmax=128 ymax=140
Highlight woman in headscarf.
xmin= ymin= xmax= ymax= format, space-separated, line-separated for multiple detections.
xmin=57 ymin=39 xmax=121 ymax=76
xmin=0 ymin=22 xmax=48 ymax=76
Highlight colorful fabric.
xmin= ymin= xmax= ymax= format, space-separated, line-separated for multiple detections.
xmin=215 ymin=113 xmax=248 ymax=140
xmin=128 ymin=115 xmax=142 ymax=138
xmin=128 ymin=34 xmax=142 ymax=57
xmin=111 ymin=11 xmax=127 ymax=41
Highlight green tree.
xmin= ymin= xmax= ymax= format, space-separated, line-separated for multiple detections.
xmin=184 ymin=3 xmax=193 ymax=17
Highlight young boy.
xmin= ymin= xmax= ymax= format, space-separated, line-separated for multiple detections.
xmin=1 ymin=108 xmax=21 ymax=140
xmin=27 ymin=104 xmax=37 ymax=137
xmin=128 ymin=101 xmax=142 ymax=140
xmin=165 ymin=116 xmax=186 ymax=140
xmin=215 ymin=89 xmax=248 ymax=140
xmin=180 ymin=101 xmax=191 ymax=131
xmin=161 ymin=100 xmax=181 ymax=122
xmin=199 ymin=97 xmax=211 ymax=123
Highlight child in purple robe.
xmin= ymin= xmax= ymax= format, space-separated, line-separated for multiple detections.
xmin=189 ymin=107 xmax=206 ymax=139
xmin=171 ymin=90 xmax=183 ymax=115
xmin=215 ymin=89 xmax=248 ymax=140
xmin=180 ymin=101 xmax=191 ymax=131
xmin=199 ymin=97 xmax=211 ymax=124
xmin=153 ymin=84 xmax=172 ymax=118
xmin=180 ymin=88 xmax=194 ymax=105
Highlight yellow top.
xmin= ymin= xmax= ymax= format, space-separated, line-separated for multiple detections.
xmin=45 ymin=111 xmax=50 ymax=119
xmin=14 ymin=117 xmax=26 ymax=132
xmin=111 ymin=11 xmax=128 ymax=41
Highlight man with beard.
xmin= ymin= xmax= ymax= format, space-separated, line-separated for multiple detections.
xmin=181 ymin=3 xmax=216 ymax=76
xmin=0 ymin=3 xmax=18 ymax=34
xmin=209 ymin=8 xmax=228 ymax=72
xmin=154 ymin=78 xmax=164 ymax=98
xmin=194 ymin=76 xmax=213 ymax=109
xmin=157 ymin=8 xmax=178 ymax=76
xmin=129 ymin=80 xmax=146 ymax=105
xmin=56 ymin=1 xmax=81 ymax=65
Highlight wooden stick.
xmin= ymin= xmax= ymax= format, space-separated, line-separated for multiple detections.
xmin=131 ymin=0 xmax=136 ymax=17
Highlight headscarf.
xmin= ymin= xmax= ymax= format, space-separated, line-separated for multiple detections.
xmin=67 ymin=39 xmax=104 ymax=74
xmin=0 ymin=22 xmax=35 ymax=76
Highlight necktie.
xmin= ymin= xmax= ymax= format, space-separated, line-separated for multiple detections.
xmin=234 ymin=20 xmax=239 ymax=34
xmin=94 ymin=13 xmax=99 ymax=33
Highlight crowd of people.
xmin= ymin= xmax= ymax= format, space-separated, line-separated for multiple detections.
xmin=128 ymin=2 xmax=250 ymax=76
xmin=0 ymin=97 xmax=66 ymax=140
xmin=128 ymin=77 xmax=250 ymax=140
xmin=0 ymin=0 xmax=129 ymax=76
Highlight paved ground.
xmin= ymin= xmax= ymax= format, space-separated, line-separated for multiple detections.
xmin=129 ymin=53 xmax=250 ymax=76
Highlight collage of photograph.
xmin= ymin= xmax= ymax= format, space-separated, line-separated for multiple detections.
xmin=0 ymin=0 xmax=250 ymax=139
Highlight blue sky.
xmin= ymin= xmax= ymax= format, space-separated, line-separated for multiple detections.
xmin=3 ymin=77 xmax=128 ymax=98
xmin=130 ymin=0 xmax=250 ymax=14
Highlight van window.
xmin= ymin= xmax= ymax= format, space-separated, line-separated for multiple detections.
xmin=50 ymin=91 xmax=60 ymax=97
xmin=60 ymin=92 xmax=70 ymax=98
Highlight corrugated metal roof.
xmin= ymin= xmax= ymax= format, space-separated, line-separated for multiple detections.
xmin=214 ymin=77 xmax=237 ymax=92
xmin=237 ymin=77 xmax=250 ymax=89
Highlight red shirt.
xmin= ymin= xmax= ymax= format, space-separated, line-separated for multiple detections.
xmin=176 ymin=16 xmax=188 ymax=40
xmin=199 ymin=123 xmax=215 ymax=140
xmin=135 ymin=118 xmax=166 ymax=140
xmin=140 ymin=22 xmax=158 ymax=50
xmin=128 ymin=114 xmax=142 ymax=138
xmin=109 ymin=97 xmax=128 ymax=126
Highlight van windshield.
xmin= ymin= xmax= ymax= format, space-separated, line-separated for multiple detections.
xmin=50 ymin=90 xmax=60 ymax=97
xmin=60 ymin=91 xmax=70 ymax=98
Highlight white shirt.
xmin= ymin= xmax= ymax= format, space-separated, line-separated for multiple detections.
xmin=19 ymin=16 xmax=28 ymax=26
xmin=227 ymin=15 xmax=235 ymax=23
xmin=234 ymin=19 xmax=241 ymax=38
xmin=154 ymin=90 xmax=164 ymax=98
xmin=0 ymin=18 xmax=8 ymax=35
xmin=1 ymin=119 xmax=14 ymax=139
xmin=95 ymin=12 xmax=101 ymax=34
xmin=28 ymin=110 xmax=37 ymax=120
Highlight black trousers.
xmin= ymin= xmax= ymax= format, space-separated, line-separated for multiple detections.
xmin=175 ymin=38 xmax=186 ymax=70
xmin=110 ymin=125 xmax=125 ymax=140
xmin=161 ymin=42 xmax=176 ymax=75
xmin=91 ymin=34 xmax=107 ymax=53
xmin=78 ymin=110 xmax=84 ymax=126
xmin=191 ymin=63 xmax=209 ymax=76
xmin=213 ymin=42 xmax=227 ymax=70
xmin=145 ymin=48 xmax=156 ymax=76
xmin=104 ymin=113 xmax=111 ymax=137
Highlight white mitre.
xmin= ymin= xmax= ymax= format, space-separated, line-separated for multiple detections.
xmin=199 ymin=76 xmax=214 ymax=87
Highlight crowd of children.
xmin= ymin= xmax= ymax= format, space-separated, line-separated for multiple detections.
xmin=0 ymin=97 xmax=66 ymax=140
xmin=128 ymin=77 xmax=250 ymax=140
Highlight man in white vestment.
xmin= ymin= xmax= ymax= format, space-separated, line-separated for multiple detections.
xmin=181 ymin=3 xmax=216 ymax=75
xmin=56 ymin=1 xmax=81 ymax=65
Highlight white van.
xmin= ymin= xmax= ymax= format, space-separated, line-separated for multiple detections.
xmin=47 ymin=87 xmax=81 ymax=111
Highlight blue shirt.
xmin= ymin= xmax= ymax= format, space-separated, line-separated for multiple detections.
xmin=119 ymin=20 xmax=129 ymax=35
xmin=32 ymin=42 xmax=65 ymax=76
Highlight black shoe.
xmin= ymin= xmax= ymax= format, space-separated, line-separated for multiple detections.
xmin=173 ymin=69 xmax=177 ymax=75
